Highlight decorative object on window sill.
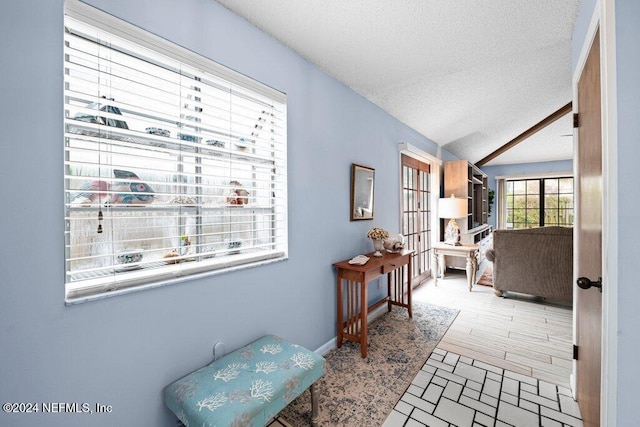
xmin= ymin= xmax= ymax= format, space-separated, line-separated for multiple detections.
xmin=180 ymin=235 xmax=192 ymax=255
xmin=163 ymin=250 xmax=180 ymax=264
xmin=225 ymin=180 xmax=249 ymax=205
xmin=116 ymin=249 xmax=143 ymax=264
xmin=439 ymin=194 xmax=467 ymax=245
xmin=206 ymin=139 xmax=226 ymax=156
xmin=71 ymin=169 xmax=154 ymax=206
xmin=146 ymin=127 xmax=171 ymax=148
xmin=234 ymin=137 xmax=248 ymax=152
xmin=163 ymin=237 xmax=197 ymax=264
xmin=115 ymin=249 xmax=143 ymax=271
xmin=146 ymin=127 xmax=170 ymax=137
xmin=367 ymin=227 xmax=389 ymax=257
xmin=168 ymin=195 xmax=196 ymax=205
xmin=206 ymin=139 xmax=225 ymax=148
xmin=71 ymin=180 xmax=109 ymax=206
xmin=350 ymin=164 xmax=375 ymax=221
xmin=178 ymin=133 xmax=201 ymax=143
xmin=383 ymin=233 xmax=405 ymax=253
xmin=228 ymin=240 xmax=242 ymax=255
xmin=109 ymin=169 xmax=155 ymax=205
xmin=73 ymin=96 xmax=129 ymax=129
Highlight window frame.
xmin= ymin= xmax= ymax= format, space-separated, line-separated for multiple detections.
xmin=499 ymin=174 xmax=574 ymax=229
xmin=63 ymin=0 xmax=288 ymax=304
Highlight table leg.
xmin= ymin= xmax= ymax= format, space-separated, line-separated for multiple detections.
xmin=433 ymin=249 xmax=444 ymax=286
xmin=336 ymin=275 xmax=343 ymax=348
xmin=407 ymin=254 xmax=413 ymax=318
xmin=471 ymin=252 xmax=478 ymax=288
xmin=465 ymin=254 xmax=473 ymax=291
xmin=387 ymin=272 xmax=392 ymax=313
xmin=360 ymin=281 xmax=368 ymax=358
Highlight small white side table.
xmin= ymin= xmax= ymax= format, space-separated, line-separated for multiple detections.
xmin=432 ymin=242 xmax=479 ymax=291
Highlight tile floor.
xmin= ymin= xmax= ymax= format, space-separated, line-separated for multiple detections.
xmin=383 ymin=347 xmax=583 ymax=427
xmin=413 ymin=266 xmax=573 ymax=390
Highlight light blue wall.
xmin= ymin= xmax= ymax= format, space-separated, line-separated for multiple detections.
xmin=611 ymin=1 xmax=640 ymax=424
xmin=0 ymin=1 xmax=443 ymax=426
xmin=440 ymin=150 xmax=459 ymax=163
xmin=481 ymin=160 xmax=573 ymax=229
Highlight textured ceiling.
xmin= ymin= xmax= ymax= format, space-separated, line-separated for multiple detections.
xmin=215 ymin=0 xmax=581 ymax=166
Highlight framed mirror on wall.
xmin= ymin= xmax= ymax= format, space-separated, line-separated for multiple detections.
xmin=350 ymin=163 xmax=375 ymax=221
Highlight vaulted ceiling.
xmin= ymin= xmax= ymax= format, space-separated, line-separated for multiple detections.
xmin=215 ymin=0 xmax=581 ymax=166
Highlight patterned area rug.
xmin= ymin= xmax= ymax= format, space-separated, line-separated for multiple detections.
xmin=476 ymin=265 xmax=493 ymax=287
xmin=278 ymin=302 xmax=459 ymax=426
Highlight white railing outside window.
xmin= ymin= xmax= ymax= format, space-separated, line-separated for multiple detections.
xmin=64 ymin=1 xmax=287 ymax=303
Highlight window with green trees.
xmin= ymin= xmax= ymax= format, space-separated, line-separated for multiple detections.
xmin=505 ymin=177 xmax=573 ymax=229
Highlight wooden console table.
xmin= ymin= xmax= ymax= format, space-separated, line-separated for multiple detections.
xmin=333 ymin=250 xmax=413 ymax=358
xmin=432 ymin=242 xmax=478 ymax=291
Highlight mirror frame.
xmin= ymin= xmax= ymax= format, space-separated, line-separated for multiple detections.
xmin=350 ymin=163 xmax=375 ymax=221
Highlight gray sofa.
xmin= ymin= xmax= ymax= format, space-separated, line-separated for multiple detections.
xmin=485 ymin=226 xmax=573 ymax=304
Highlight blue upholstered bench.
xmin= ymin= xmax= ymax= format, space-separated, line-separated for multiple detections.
xmin=164 ymin=335 xmax=325 ymax=426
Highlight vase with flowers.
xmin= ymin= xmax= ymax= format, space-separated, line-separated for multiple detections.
xmin=367 ymin=226 xmax=389 ymax=257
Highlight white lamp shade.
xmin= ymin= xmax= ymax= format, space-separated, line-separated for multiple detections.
xmin=438 ymin=197 xmax=467 ymax=219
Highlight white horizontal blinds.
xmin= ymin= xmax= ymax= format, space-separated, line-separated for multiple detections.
xmin=63 ymin=7 xmax=287 ymax=301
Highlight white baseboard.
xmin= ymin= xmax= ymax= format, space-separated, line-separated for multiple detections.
xmin=314 ymin=302 xmax=389 ymax=356
xmin=315 ymin=337 xmax=336 ymax=356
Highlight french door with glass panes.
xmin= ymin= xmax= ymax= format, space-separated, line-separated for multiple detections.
xmin=401 ymin=154 xmax=431 ymax=284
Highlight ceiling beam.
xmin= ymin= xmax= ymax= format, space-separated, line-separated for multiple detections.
xmin=476 ymin=102 xmax=572 ymax=167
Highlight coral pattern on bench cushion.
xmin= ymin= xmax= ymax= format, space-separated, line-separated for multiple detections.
xmin=164 ymin=335 xmax=325 ymax=426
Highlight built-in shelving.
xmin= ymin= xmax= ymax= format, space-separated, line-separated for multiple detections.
xmin=443 ymin=160 xmax=492 ymax=269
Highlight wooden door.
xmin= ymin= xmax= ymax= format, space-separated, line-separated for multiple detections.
xmin=575 ymin=28 xmax=602 ymax=427
xmin=401 ymin=154 xmax=431 ymax=284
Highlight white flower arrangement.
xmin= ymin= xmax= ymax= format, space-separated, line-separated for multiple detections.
xmin=367 ymin=227 xmax=389 ymax=240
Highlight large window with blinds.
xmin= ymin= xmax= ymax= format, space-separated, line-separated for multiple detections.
xmin=64 ymin=1 xmax=287 ymax=303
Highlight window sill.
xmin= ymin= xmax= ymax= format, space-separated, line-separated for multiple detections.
xmin=65 ymin=251 xmax=287 ymax=305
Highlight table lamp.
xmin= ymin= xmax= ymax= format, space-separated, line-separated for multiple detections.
xmin=439 ymin=194 xmax=467 ymax=245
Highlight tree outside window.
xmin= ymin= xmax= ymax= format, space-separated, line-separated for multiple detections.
xmin=505 ymin=177 xmax=573 ymax=229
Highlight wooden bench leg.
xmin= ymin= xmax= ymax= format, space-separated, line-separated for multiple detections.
xmin=310 ymin=382 xmax=319 ymax=427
